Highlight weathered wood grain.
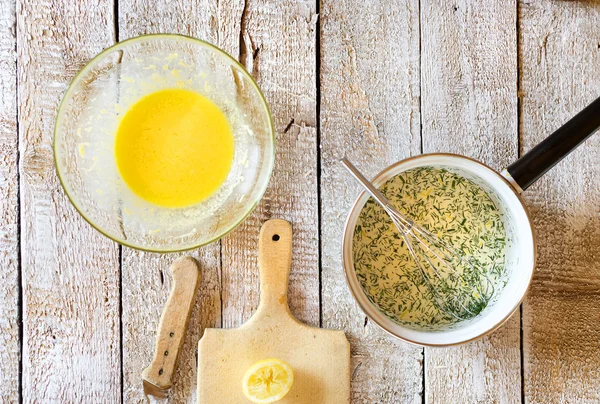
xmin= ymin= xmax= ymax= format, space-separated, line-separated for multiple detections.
xmin=421 ymin=0 xmax=519 ymax=169
xmin=16 ymin=0 xmax=121 ymax=401
xmin=221 ymin=0 xmax=320 ymax=331
xmin=121 ymin=0 xmax=320 ymax=399
xmin=117 ymin=1 xmax=229 ymax=402
xmin=421 ymin=1 xmax=521 ymax=402
xmin=519 ymin=1 xmax=600 ymax=402
xmin=4 ymin=0 xmax=600 ymax=402
xmin=319 ymin=0 xmax=424 ymax=401
xmin=0 ymin=0 xmax=19 ymax=401
xmin=121 ymin=249 xmax=220 ymax=404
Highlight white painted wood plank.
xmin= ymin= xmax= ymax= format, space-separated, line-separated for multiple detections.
xmin=16 ymin=0 xmax=121 ymax=401
xmin=519 ymin=1 xmax=600 ymax=402
xmin=121 ymin=1 xmax=319 ymax=400
xmin=121 ymin=249 xmax=221 ymax=403
xmin=0 ymin=0 xmax=19 ymax=401
xmin=117 ymin=1 xmax=231 ymax=402
xmin=320 ymin=0 xmax=424 ymax=401
xmin=420 ymin=1 xmax=521 ymax=402
xmin=221 ymin=0 xmax=320 ymax=331
xmin=421 ymin=0 xmax=519 ymax=169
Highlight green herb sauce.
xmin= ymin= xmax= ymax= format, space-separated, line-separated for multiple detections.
xmin=352 ymin=166 xmax=507 ymax=329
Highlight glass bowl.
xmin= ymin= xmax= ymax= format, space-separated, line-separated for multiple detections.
xmin=54 ymin=34 xmax=275 ymax=252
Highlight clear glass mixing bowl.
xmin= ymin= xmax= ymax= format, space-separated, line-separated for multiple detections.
xmin=54 ymin=34 xmax=275 ymax=252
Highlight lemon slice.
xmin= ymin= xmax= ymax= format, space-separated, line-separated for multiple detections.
xmin=242 ymin=358 xmax=294 ymax=403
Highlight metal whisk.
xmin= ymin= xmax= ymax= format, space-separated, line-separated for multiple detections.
xmin=341 ymin=158 xmax=495 ymax=321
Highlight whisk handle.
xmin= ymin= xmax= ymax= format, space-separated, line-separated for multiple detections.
xmin=340 ymin=158 xmax=395 ymax=211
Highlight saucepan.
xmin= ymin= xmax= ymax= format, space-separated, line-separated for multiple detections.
xmin=342 ymin=96 xmax=600 ymax=346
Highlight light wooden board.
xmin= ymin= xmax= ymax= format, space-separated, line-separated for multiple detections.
xmin=0 ymin=0 xmax=19 ymax=401
xmin=420 ymin=1 xmax=521 ymax=402
xmin=519 ymin=1 xmax=600 ymax=402
xmin=117 ymin=1 xmax=228 ymax=402
xmin=16 ymin=0 xmax=121 ymax=401
xmin=319 ymin=0 xmax=424 ymax=401
xmin=199 ymin=220 xmax=350 ymax=403
xmin=221 ymin=0 xmax=320 ymax=333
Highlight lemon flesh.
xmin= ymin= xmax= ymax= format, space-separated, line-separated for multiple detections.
xmin=242 ymin=358 xmax=294 ymax=403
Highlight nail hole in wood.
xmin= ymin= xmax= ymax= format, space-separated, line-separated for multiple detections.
xmin=158 ymin=369 xmax=163 ymax=375
xmin=164 ymin=350 xmax=169 ymax=356
xmin=352 ymin=362 xmax=363 ymax=381
xmin=170 ymin=332 xmax=174 ymax=337
xmin=272 ymin=234 xmax=280 ymax=241
xmin=283 ymin=118 xmax=295 ymax=133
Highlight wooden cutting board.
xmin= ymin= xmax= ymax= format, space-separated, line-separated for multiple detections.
xmin=197 ymin=219 xmax=350 ymax=403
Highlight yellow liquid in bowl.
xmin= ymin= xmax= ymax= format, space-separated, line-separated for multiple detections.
xmin=115 ymin=88 xmax=234 ymax=208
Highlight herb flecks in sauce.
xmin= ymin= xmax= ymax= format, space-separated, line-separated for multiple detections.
xmin=353 ymin=167 xmax=506 ymax=330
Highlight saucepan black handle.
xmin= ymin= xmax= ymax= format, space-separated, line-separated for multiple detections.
xmin=506 ymin=96 xmax=600 ymax=191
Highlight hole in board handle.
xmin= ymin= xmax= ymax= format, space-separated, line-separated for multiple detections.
xmin=272 ymin=234 xmax=280 ymax=241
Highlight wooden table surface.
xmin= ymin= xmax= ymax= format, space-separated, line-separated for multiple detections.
xmin=2 ymin=0 xmax=600 ymax=402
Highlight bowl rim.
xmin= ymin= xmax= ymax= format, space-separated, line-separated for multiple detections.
xmin=54 ymin=33 xmax=276 ymax=252
xmin=341 ymin=153 xmax=537 ymax=346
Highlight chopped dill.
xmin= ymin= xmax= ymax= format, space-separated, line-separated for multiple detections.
xmin=352 ymin=166 xmax=507 ymax=330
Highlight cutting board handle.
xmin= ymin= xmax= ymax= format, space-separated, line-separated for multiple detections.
xmin=257 ymin=219 xmax=293 ymax=316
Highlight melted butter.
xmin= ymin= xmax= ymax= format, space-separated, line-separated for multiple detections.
xmin=115 ymin=88 xmax=234 ymax=208
xmin=353 ymin=166 xmax=507 ymax=329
